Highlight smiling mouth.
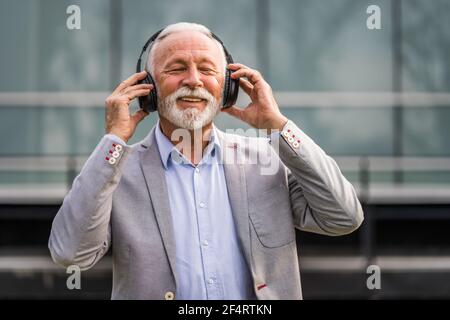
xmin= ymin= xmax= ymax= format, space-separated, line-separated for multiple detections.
xmin=178 ymin=96 xmax=206 ymax=103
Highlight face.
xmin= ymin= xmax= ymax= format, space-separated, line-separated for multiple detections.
xmin=152 ymin=31 xmax=225 ymax=129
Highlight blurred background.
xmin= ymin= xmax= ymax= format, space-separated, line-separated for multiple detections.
xmin=1 ymin=0 xmax=450 ymax=299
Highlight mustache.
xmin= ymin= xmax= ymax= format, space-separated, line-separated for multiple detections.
xmin=169 ymin=87 xmax=217 ymax=103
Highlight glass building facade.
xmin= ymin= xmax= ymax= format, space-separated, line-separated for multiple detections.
xmin=1 ymin=0 xmax=450 ymax=188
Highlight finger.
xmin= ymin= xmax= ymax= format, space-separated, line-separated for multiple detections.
xmin=114 ymin=71 xmax=148 ymax=94
xmin=130 ymin=109 xmax=149 ymax=126
xmin=239 ymin=78 xmax=253 ymax=96
xmin=230 ymin=68 xmax=263 ymax=85
xmin=126 ymin=88 xmax=152 ymax=100
xmin=222 ymin=105 xmax=245 ymax=121
xmin=228 ymin=63 xmax=250 ymax=70
xmin=122 ymin=83 xmax=153 ymax=94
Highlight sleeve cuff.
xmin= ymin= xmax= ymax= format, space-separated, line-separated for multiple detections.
xmin=279 ymin=120 xmax=301 ymax=150
xmin=269 ymin=120 xmax=301 ymax=150
xmin=103 ymin=135 xmax=127 ymax=166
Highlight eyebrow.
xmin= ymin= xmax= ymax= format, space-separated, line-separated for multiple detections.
xmin=164 ymin=59 xmax=188 ymax=68
xmin=164 ymin=56 xmax=219 ymax=69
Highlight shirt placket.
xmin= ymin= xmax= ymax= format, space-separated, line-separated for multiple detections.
xmin=192 ymin=160 xmax=224 ymax=300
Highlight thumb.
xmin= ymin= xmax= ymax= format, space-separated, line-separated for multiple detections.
xmin=222 ymin=105 xmax=245 ymax=121
xmin=131 ymin=109 xmax=149 ymax=126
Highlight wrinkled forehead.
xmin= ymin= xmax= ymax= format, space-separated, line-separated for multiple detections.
xmin=152 ymin=31 xmax=224 ymax=68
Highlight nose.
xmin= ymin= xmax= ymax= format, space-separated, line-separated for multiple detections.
xmin=182 ymin=67 xmax=203 ymax=89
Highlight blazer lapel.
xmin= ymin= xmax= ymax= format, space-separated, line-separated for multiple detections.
xmin=216 ymin=130 xmax=253 ymax=272
xmin=138 ymin=128 xmax=178 ymax=286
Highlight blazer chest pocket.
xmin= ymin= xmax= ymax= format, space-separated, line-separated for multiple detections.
xmin=248 ymin=185 xmax=296 ymax=248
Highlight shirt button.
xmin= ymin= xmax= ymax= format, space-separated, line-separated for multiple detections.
xmin=202 ymin=240 xmax=209 ymax=247
xmin=112 ymin=151 xmax=120 ymax=158
xmin=195 ymin=167 xmax=200 ymax=173
xmin=164 ymin=291 xmax=175 ymax=300
xmin=114 ymin=145 xmax=123 ymax=152
xmin=208 ymin=278 xmax=214 ymax=285
xmin=199 ymin=202 xmax=206 ymax=208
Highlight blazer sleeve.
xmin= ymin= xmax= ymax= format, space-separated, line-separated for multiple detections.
xmin=48 ymin=135 xmax=130 ymax=270
xmin=270 ymin=120 xmax=364 ymax=236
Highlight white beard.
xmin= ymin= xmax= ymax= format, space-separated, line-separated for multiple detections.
xmin=157 ymin=86 xmax=221 ymax=130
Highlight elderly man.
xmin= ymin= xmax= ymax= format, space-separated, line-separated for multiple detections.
xmin=49 ymin=22 xmax=364 ymax=300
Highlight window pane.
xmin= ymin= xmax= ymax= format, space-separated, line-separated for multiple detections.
xmin=280 ymin=107 xmax=393 ymax=155
xmin=402 ymin=0 xmax=450 ymax=92
xmin=0 ymin=0 xmax=111 ymax=92
xmin=403 ymin=107 xmax=450 ymax=156
xmin=268 ymin=0 xmax=392 ymax=91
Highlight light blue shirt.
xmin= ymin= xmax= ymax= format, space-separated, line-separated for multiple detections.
xmin=154 ymin=122 xmax=255 ymax=300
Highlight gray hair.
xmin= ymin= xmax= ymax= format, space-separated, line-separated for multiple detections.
xmin=145 ymin=22 xmax=227 ymax=77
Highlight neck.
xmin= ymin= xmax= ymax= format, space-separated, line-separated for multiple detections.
xmin=159 ymin=116 xmax=213 ymax=166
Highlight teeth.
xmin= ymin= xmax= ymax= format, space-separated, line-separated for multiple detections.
xmin=180 ymin=97 xmax=203 ymax=102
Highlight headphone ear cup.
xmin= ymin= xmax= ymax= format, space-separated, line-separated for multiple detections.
xmin=222 ymin=69 xmax=231 ymax=107
xmin=147 ymin=75 xmax=158 ymax=112
xmin=138 ymin=75 xmax=158 ymax=113
xmin=222 ymin=68 xmax=239 ymax=108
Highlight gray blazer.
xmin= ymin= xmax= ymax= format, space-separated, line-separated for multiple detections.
xmin=48 ymin=120 xmax=364 ymax=300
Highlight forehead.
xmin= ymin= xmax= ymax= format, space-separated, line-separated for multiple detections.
xmin=153 ymin=31 xmax=223 ymax=65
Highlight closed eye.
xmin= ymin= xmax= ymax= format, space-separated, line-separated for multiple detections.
xmin=168 ymin=68 xmax=186 ymax=72
xmin=199 ymin=68 xmax=218 ymax=75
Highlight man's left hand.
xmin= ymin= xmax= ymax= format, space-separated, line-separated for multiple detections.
xmin=222 ymin=63 xmax=288 ymax=133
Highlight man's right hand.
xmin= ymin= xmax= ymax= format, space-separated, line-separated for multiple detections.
xmin=105 ymin=71 xmax=153 ymax=143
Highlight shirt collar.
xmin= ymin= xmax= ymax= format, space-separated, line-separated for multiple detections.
xmin=154 ymin=120 xmax=222 ymax=170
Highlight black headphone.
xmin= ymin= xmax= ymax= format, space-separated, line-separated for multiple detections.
xmin=136 ymin=28 xmax=239 ymax=113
